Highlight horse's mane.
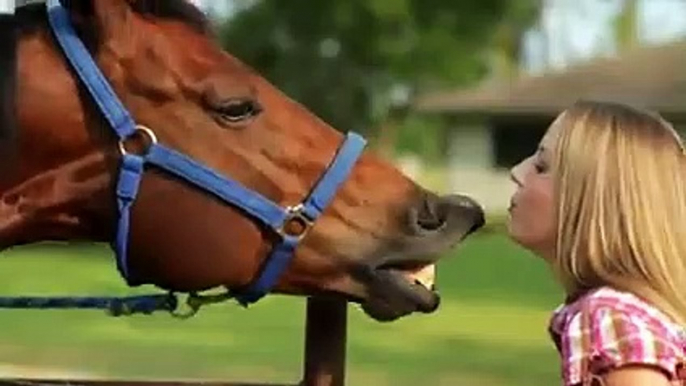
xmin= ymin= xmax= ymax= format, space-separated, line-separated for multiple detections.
xmin=125 ymin=0 xmax=211 ymax=35
xmin=15 ymin=0 xmax=211 ymax=35
xmin=0 ymin=11 xmax=17 ymax=156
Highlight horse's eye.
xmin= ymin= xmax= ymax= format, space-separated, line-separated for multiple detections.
xmin=215 ymin=99 xmax=262 ymax=125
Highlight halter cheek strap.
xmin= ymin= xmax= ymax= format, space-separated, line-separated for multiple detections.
xmin=45 ymin=0 xmax=366 ymax=306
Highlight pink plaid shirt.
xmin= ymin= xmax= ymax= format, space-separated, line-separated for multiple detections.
xmin=548 ymin=287 xmax=686 ymax=386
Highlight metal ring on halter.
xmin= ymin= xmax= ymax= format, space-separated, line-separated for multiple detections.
xmin=276 ymin=204 xmax=314 ymax=241
xmin=168 ymin=292 xmax=201 ymax=319
xmin=169 ymin=291 xmax=235 ymax=319
xmin=118 ymin=125 xmax=158 ymax=156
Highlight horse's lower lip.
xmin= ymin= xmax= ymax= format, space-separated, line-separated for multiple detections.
xmin=356 ymin=265 xmax=441 ymax=322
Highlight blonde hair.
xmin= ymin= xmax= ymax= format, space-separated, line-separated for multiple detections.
xmin=553 ymin=100 xmax=686 ymax=324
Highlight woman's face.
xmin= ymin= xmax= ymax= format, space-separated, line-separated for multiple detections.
xmin=507 ymin=115 xmax=562 ymax=259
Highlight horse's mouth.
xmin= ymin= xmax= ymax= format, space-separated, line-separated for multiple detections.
xmin=352 ymin=212 xmax=486 ymax=322
xmin=354 ymin=260 xmax=441 ymax=322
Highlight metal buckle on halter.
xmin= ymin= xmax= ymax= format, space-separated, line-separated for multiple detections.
xmin=277 ymin=204 xmax=314 ymax=241
xmin=118 ymin=125 xmax=158 ymax=156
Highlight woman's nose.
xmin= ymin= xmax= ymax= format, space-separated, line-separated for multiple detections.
xmin=510 ymin=163 xmax=524 ymax=186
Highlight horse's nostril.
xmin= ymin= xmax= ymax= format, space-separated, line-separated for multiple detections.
xmin=412 ymin=193 xmax=448 ymax=232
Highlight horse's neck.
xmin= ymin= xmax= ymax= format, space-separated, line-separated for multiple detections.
xmin=0 ymin=151 xmax=113 ymax=249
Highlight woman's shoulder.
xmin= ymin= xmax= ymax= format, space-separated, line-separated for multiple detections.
xmin=573 ymin=287 xmax=681 ymax=330
xmin=549 ymin=286 xmax=686 ymax=385
xmin=551 ymin=287 xmax=682 ymax=330
xmin=551 ymin=286 xmax=686 ymax=350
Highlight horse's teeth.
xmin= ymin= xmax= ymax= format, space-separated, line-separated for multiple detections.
xmin=404 ymin=264 xmax=435 ymax=290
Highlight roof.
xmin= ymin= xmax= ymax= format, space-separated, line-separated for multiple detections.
xmin=413 ymin=39 xmax=686 ymax=116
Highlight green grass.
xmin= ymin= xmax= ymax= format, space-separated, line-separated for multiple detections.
xmin=0 ymin=233 xmax=564 ymax=386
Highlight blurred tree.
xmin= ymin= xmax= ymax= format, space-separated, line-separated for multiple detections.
xmin=613 ymin=0 xmax=638 ymax=53
xmin=217 ymin=0 xmax=540 ymax=143
xmin=490 ymin=1 xmax=543 ymax=80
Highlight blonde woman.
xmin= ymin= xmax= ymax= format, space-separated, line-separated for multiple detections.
xmin=508 ymin=100 xmax=686 ymax=386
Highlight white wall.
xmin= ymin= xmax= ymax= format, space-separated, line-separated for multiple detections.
xmin=445 ymin=125 xmax=514 ymax=214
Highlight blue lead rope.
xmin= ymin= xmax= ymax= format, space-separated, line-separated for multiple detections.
xmin=0 ymin=291 xmax=233 ymax=317
xmin=0 ymin=294 xmax=177 ymax=316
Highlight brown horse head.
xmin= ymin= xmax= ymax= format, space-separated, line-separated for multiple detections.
xmin=2 ymin=0 xmax=484 ymax=322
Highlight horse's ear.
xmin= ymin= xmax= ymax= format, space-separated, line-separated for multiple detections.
xmin=61 ymin=0 xmax=135 ymax=47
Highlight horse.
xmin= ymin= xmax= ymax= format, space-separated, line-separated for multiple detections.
xmin=0 ymin=0 xmax=485 ymax=323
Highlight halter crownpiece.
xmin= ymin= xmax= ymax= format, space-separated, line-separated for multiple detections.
xmin=44 ymin=0 xmax=367 ymax=307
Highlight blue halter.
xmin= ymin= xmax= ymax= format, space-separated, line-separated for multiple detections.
xmin=43 ymin=0 xmax=367 ymax=307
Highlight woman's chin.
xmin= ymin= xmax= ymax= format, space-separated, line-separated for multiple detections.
xmin=504 ymin=222 xmax=530 ymax=250
xmin=505 ymin=215 xmax=517 ymax=238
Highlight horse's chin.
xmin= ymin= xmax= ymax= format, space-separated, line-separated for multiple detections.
xmin=354 ymin=262 xmax=441 ymax=322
